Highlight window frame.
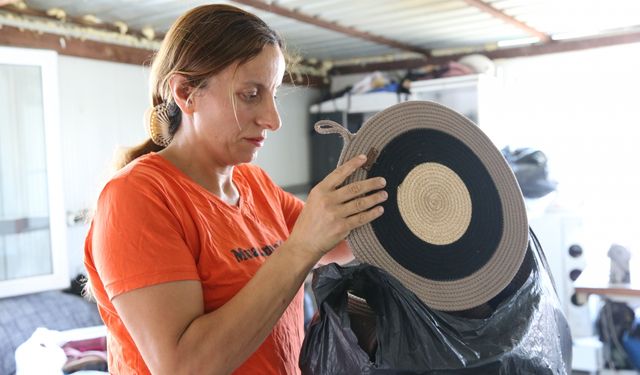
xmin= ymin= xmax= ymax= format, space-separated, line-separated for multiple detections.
xmin=0 ymin=46 xmax=69 ymax=298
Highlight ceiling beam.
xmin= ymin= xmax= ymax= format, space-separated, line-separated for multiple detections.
xmin=0 ymin=3 xmax=163 ymax=41
xmin=462 ymin=0 xmax=550 ymax=42
xmin=231 ymin=0 xmax=432 ymax=57
xmin=329 ymin=30 xmax=640 ymax=75
xmin=0 ymin=24 xmax=328 ymax=87
xmin=0 ymin=24 xmax=155 ymax=65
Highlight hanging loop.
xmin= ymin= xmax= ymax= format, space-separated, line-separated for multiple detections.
xmin=314 ymin=120 xmax=354 ymax=147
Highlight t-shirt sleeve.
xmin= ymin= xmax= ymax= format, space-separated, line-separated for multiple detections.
xmin=90 ymin=174 xmax=200 ymax=300
xmin=278 ymin=187 xmax=304 ymax=233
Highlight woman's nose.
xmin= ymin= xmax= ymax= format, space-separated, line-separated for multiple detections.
xmin=257 ymin=98 xmax=281 ymax=131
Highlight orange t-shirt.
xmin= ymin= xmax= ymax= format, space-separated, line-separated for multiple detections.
xmin=84 ymin=153 xmax=304 ymax=374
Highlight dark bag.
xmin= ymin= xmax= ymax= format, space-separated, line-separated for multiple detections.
xmin=596 ymin=301 xmax=636 ymax=369
xmin=300 ymin=232 xmax=572 ymax=375
xmin=502 ymin=147 xmax=557 ymax=199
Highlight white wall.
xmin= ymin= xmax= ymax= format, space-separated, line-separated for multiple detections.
xmin=58 ymin=56 xmax=149 ymax=276
xmin=57 ymin=56 xmax=321 ymax=275
xmin=491 ymin=43 xmax=640 ymax=268
xmin=254 ymin=84 xmax=321 ymax=186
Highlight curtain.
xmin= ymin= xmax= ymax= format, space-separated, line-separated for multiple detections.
xmin=0 ymin=63 xmax=52 ymax=281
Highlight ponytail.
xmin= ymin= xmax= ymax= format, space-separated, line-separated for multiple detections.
xmin=112 ymin=138 xmax=164 ymax=171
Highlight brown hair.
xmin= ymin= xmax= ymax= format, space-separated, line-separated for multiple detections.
xmin=115 ymin=4 xmax=284 ymax=169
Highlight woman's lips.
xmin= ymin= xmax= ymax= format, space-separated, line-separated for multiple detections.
xmin=244 ymin=137 xmax=265 ymax=147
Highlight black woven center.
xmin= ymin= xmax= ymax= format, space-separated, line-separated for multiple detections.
xmin=368 ymin=128 xmax=504 ymax=281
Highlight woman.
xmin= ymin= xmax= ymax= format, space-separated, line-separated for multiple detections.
xmin=84 ymin=4 xmax=387 ymax=374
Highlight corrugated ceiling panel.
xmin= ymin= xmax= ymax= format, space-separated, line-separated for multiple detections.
xmin=489 ymin=0 xmax=640 ymax=35
xmin=6 ymin=0 xmax=640 ymax=64
xmin=257 ymin=18 xmax=406 ymax=59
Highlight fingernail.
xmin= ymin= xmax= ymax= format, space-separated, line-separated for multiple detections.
xmin=379 ymin=178 xmax=386 ymax=187
xmin=377 ymin=206 xmax=384 ymax=214
xmin=358 ymin=154 xmax=367 ymax=160
xmin=380 ymin=191 xmax=388 ymax=199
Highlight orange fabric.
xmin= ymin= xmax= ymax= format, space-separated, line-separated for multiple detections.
xmin=84 ymin=153 xmax=304 ymax=374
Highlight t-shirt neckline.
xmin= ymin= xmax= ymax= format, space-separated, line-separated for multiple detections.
xmin=146 ymin=152 xmax=248 ymax=212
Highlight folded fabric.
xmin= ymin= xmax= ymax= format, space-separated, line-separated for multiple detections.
xmin=14 ymin=326 xmax=107 ymax=375
xmin=62 ymin=336 xmax=108 ymax=373
xmin=15 ymin=328 xmax=68 ymax=375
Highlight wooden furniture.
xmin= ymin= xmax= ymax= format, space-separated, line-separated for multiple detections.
xmin=574 ymin=268 xmax=640 ymax=305
xmin=573 ymin=269 xmax=640 ymax=374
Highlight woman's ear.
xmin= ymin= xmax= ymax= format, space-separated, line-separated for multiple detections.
xmin=168 ymin=74 xmax=193 ymax=115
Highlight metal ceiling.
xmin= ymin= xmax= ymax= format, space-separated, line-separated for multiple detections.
xmin=2 ymin=0 xmax=640 ymax=67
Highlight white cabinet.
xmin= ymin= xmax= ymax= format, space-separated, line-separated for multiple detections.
xmin=309 ymin=74 xmax=500 ymax=184
xmin=310 ymin=74 xmax=498 ymax=131
xmin=409 ymin=74 xmax=498 ymax=129
xmin=529 ymin=211 xmax=593 ymax=339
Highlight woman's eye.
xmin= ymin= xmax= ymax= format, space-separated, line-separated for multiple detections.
xmin=243 ymin=91 xmax=259 ymax=101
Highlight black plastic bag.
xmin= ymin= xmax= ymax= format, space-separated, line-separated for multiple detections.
xmin=300 ymin=232 xmax=571 ymax=374
xmin=501 ymin=147 xmax=557 ymax=199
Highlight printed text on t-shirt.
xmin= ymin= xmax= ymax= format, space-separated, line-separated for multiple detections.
xmin=230 ymin=241 xmax=282 ymax=262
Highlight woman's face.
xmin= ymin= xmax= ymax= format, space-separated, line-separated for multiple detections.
xmin=191 ymin=44 xmax=285 ymax=167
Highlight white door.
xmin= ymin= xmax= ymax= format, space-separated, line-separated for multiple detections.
xmin=0 ymin=47 xmax=68 ymax=297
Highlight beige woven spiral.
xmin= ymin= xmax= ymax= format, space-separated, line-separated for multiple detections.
xmin=145 ymin=102 xmax=173 ymax=147
xmin=397 ymin=162 xmax=472 ymax=246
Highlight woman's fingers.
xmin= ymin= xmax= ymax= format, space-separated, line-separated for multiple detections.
xmin=289 ymin=154 xmax=387 ymax=257
xmin=321 ymin=154 xmax=388 ymax=219
xmin=335 ymin=177 xmax=386 ymax=203
xmin=339 ymin=190 xmax=388 ymax=218
xmin=344 ymin=206 xmax=385 ymax=230
xmin=319 ymin=154 xmax=367 ymax=191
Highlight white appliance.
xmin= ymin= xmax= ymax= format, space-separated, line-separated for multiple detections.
xmin=529 ymin=211 xmax=593 ymax=338
xmin=529 ymin=210 xmax=602 ymax=373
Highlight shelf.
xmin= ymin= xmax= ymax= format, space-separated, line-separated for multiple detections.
xmin=309 ymin=91 xmax=408 ymax=114
xmin=310 ymin=74 xmax=488 ymax=115
xmin=409 ymin=74 xmax=485 ymax=92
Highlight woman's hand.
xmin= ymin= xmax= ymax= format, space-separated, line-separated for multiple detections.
xmin=288 ymin=154 xmax=387 ymax=259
